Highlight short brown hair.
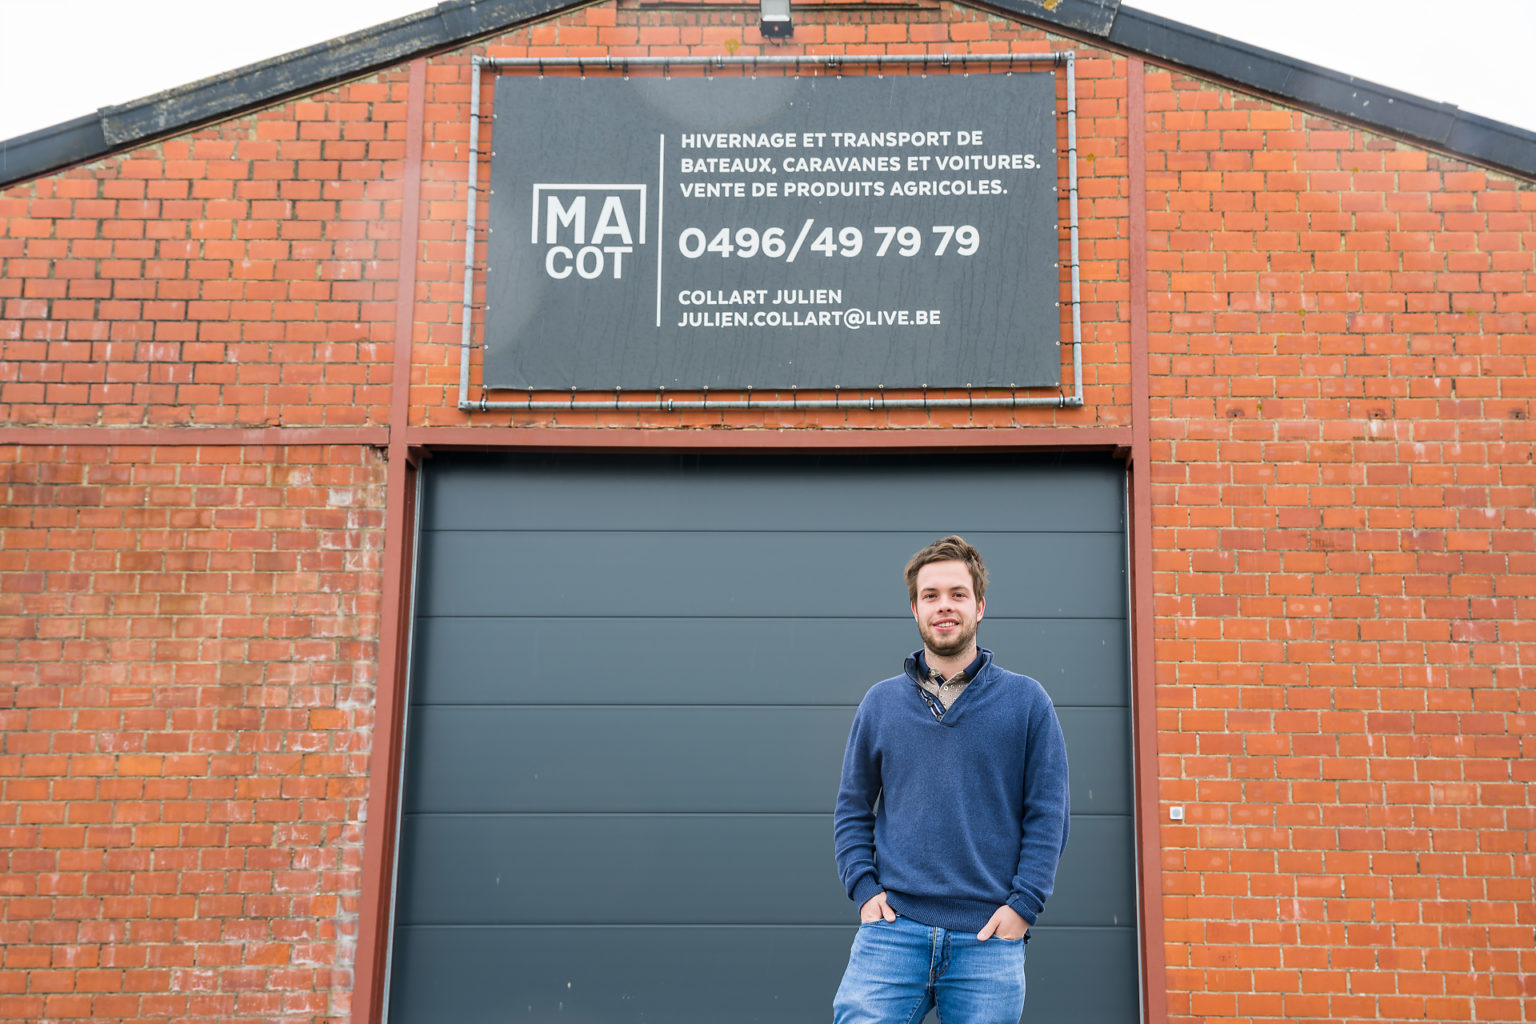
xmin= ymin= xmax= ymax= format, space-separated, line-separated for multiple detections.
xmin=904 ymin=535 xmax=988 ymax=604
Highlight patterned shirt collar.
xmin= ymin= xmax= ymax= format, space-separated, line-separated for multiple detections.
xmin=915 ymin=648 xmax=985 ymax=685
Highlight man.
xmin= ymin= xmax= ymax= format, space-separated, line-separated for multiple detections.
xmin=832 ymin=535 xmax=1070 ymax=1024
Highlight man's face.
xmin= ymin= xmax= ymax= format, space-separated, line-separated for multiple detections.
xmin=911 ymin=559 xmax=985 ymax=659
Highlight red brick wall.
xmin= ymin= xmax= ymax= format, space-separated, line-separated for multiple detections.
xmin=0 ymin=77 xmax=409 ymax=429
xmin=1 ymin=1 xmax=1532 ymax=1022
xmin=1144 ymin=70 xmax=1536 ymax=1023
xmin=0 ymin=444 xmax=384 ymax=1022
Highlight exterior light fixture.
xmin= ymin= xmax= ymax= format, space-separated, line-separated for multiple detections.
xmin=760 ymin=0 xmax=793 ymax=38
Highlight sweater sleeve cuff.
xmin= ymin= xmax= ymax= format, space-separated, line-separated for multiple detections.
xmin=852 ymin=877 xmax=883 ymax=909
xmin=1006 ymin=894 xmax=1040 ymax=927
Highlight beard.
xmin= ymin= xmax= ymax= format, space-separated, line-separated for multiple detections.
xmin=919 ymin=617 xmax=978 ymax=658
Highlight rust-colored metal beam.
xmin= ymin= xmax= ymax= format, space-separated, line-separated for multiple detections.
xmin=1127 ymin=55 xmax=1170 ymax=1024
xmin=403 ymin=424 xmax=1133 ymax=452
xmin=352 ymin=55 xmax=427 ymax=1024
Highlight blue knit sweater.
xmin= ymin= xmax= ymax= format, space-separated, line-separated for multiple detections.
xmin=833 ymin=649 xmax=1071 ymax=932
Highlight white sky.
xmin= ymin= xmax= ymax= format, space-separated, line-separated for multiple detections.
xmin=0 ymin=0 xmax=1532 ymax=142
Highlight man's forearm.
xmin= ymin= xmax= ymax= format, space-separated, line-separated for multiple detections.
xmin=1010 ymin=703 xmax=1071 ymax=923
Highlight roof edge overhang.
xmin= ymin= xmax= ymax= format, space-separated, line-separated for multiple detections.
xmin=1103 ymin=7 xmax=1536 ymax=182
xmin=2 ymin=0 xmax=1533 ymax=189
xmin=0 ymin=0 xmax=568 ymax=188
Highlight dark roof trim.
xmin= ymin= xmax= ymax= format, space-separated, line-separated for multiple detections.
xmin=3 ymin=0 xmax=1534 ymax=190
xmin=1103 ymin=6 xmax=1536 ymax=180
xmin=0 ymin=113 xmax=107 ymax=189
xmin=99 ymin=0 xmax=571 ymax=147
xmin=986 ymin=0 xmax=1117 ymax=35
xmin=0 ymin=0 xmax=567 ymax=188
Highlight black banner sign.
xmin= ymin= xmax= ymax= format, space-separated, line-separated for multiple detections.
xmin=484 ymin=74 xmax=1061 ymax=389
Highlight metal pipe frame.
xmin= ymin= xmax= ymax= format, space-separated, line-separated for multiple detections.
xmin=458 ymin=52 xmax=1084 ymax=413
xmin=458 ymin=58 xmax=482 ymax=406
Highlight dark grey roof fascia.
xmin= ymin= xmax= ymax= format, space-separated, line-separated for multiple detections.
xmin=4 ymin=0 xmax=1534 ymax=190
xmin=99 ymin=6 xmax=444 ymax=146
xmin=1108 ymin=6 xmax=1536 ymax=180
xmin=982 ymin=0 xmax=1118 ymax=35
xmin=1441 ymin=110 xmax=1536 ymax=179
xmin=0 ymin=0 xmax=567 ymax=189
xmin=0 ymin=114 xmax=107 ymax=189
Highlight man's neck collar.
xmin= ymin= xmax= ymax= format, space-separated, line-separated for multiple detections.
xmin=918 ymin=646 xmax=984 ymax=681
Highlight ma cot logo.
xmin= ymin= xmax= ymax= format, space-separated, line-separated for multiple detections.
xmin=531 ymin=183 xmax=648 ymax=281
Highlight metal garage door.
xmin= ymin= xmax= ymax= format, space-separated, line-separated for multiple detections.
xmin=386 ymin=452 xmax=1137 ymax=1022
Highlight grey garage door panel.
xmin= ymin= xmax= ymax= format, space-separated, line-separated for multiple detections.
xmin=417 ymin=531 xmax=1127 ymax=619
xmin=387 ymin=925 xmax=857 ymax=1024
xmin=423 ymin=453 xmax=1126 ymax=534
xmin=403 ymin=707 xmax=1130 ymax=815
xmin=1059 ymin=707 xmax=1132 ymax=814
xmin=392 ymin=452 xmax=1138 ymax=1023
xmin=1049 ymin=815 xmax=1136 ymax=931
xmin=387 ymin=924 xmax=1138 ymax=1024
xmin=403 ymin=706 xmax=848 ymax=813
xmin=412 ymin=616 xmax=1129 ymax=707
xmin=1016 ymin=926 xmax=1142 ymax=1023
xmin=395 ymin=813 xmax=849 ymax=925
xmin=393 ymin=814 xmax=1133 ymax=928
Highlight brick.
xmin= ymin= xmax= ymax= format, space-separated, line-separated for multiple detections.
xmin=2 ymin=3 xmax=1532 ymax=1021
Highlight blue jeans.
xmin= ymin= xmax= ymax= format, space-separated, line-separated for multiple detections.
xmin=833 ymin=915 xmax=1027 ymax=1024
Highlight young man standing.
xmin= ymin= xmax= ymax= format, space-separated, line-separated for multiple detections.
xmin=832 ymin=536 xmax=1070 ymax=1024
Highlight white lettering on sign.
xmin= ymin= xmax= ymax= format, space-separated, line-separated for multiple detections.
xmin=531 ymin=183 xmax=647 ymax=281
xmin=591 ymin=198 xmax=635 ymax=245
xmin=543 ymin=194 xmax=584 ymax=243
